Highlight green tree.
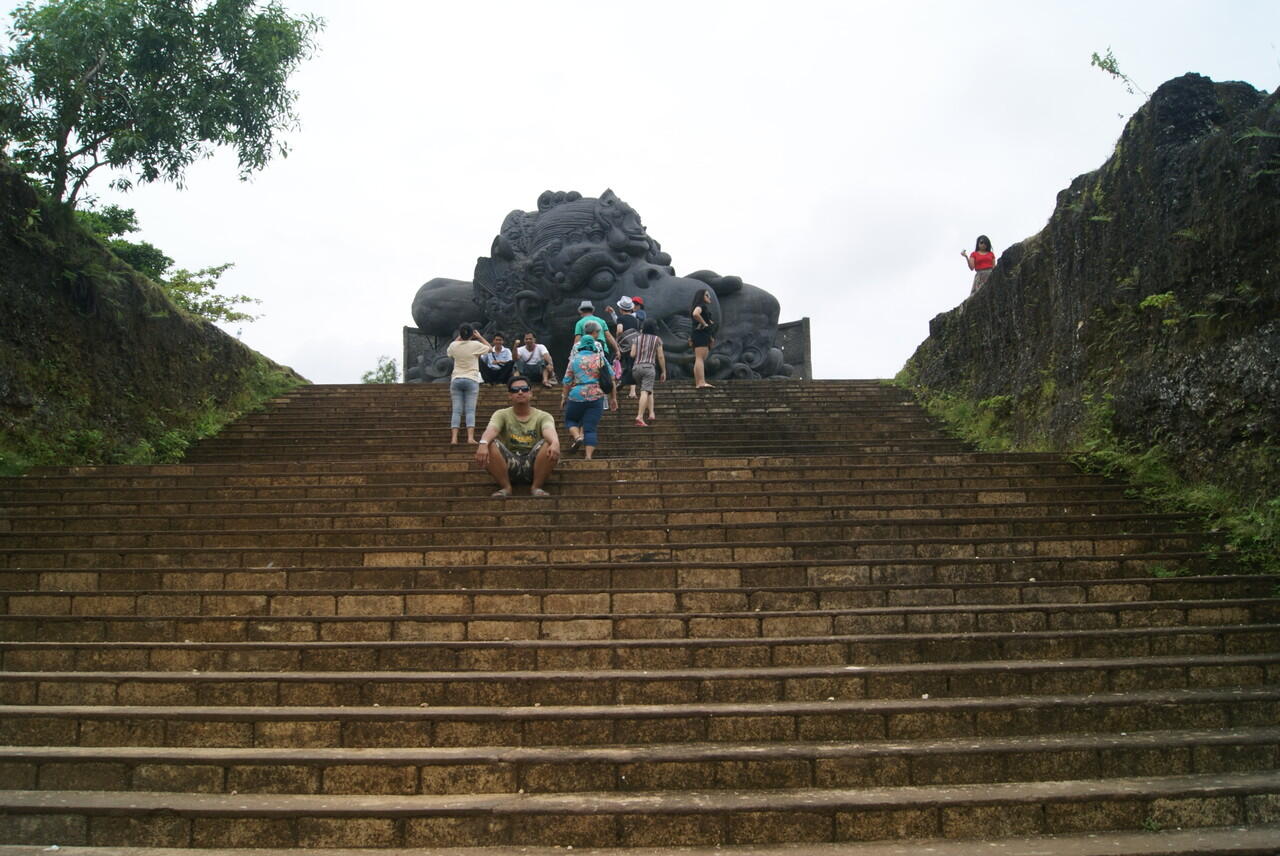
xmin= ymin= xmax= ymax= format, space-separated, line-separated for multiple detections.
xmin=164 ymin=263 xmax=259 ymax=325
xmin=362 ymin=356 xmax=398 ymax=384
xmin=0 ymin=0 xmax=323 ymax=206
xmin=76 ymin=203 xmax=172 ymax=279
xmin=75 ymin=202 xmax=259 ymax=324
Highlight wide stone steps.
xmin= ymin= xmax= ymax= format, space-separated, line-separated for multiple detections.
xmin=4 ymin=685 xmax=1279 ymax=747
xmin=17 ymin=448 xmax=1074 ymax=476
xmin=4 ymin=624 xmax=1275 ymax=672
xmin=3 ymin=457 xmax=1100 ymax=489
xmin=195 ymin=416 xmax=947 ymax=436
xmin=182 ymin=425 xmax=959 ymax=460
xmin=196 ymin=428 xmax=950 ymax=448
xmin=0 ymin=533 xmax=1212 ymax=576
xmin=3 ymin=727 xmax=1277 ymax=795
xmin=0 ymin=379 xmax=1275 ymax=851
xmin=0 ymin=555 xmax=1227 ymax=603
xmin=1 ymin=600 xmax=1272 ymax=648
xmin=4 ymin=830 xmax=1280 ymax=856
xmin=0 ymin=511 xmax=1202 ymax=552
xmin=19 ymin=450 xmax=1064 ymax=482
xmin=4 ymin=569 xmax=1261 ymax=601
xmin=1 ymin=485 xmax=1140 ymax=520
xmin=3 ymin=653 xmax=1278 ymax=708
xmin=0 ymin=475 xmax=1125 ymax=510
xmin=11 ymin=772 xmax=1278 ymax=848
xmin=0 ymin=499 xmax=1158 ymax=536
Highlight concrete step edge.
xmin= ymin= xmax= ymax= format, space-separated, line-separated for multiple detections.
xmin=5 ymin=650 xmax=1278 ymax=682
xmin=2 ymin=621 xmax=1274 ymax=651
xmin=4 ymin=725 xmax=1278 ymax=765
xmin=3 ymin=770 xmax=1279 ymax=816
xmin=5 ymin=684 xmax=1279 ymax=720
xmin=2 ymin=824 xmax=1279 ymax=856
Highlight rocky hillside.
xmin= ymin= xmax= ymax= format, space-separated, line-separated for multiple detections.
xmin=0 ymin=161 xmax=304 ymax=473
xmin=901 ymin=73 xmax=1279 ymax=509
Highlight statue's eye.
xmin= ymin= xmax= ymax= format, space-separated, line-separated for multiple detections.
xmin=590 ymin=269 xmax=616 ymax=291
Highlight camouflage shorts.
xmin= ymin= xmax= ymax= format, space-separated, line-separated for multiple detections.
xmin=494 ymin=439 xmax=545 ymax=484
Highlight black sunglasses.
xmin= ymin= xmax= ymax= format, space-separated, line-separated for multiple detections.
xmin=509 ymin=386 xmax=531 ymax=393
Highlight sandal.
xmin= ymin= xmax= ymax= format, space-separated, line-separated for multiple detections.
xmin=569 ymin=437 xmax=583 ymax=452
xmin=491 ymin=489 xmax=511 ymax=498
xmin=531 ymin=488 xmax=551 ymax=498
xmin=635 ymin=418 xmax=647 ymax=427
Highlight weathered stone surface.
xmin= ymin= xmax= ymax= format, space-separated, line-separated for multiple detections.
xmin=0 ymin=161 xmax=303 ymax=471
xmin=902 ymin=73 xmax=1280 ymax=504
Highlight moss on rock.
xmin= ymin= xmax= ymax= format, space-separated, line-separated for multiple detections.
xmin=898 ymin=73 xmax=1280 ymax=571
xmin=0 ymin=160 xmax=305 ymax=474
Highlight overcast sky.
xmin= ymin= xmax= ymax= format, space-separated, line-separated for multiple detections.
xmin=5 ymin=0 xmax=1278 ymax=383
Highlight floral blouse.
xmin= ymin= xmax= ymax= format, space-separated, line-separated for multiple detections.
xmin=563 ymin=349 xmax=606 ymax=402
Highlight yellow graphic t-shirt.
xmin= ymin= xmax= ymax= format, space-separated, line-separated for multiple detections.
xmin=488 ymin=408 xmax=554 ymax=454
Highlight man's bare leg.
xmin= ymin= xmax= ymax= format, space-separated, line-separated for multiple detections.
xmin=531 ymin=443 xmax=558 ymax=491
xmin=484 ymin=447 xmax=513 ymax=493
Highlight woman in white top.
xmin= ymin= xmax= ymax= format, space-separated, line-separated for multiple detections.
xmin=446 ymin=323 xmax=491 ymax=444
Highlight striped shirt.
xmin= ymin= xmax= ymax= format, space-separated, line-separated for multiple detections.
xmin=633 ymin=333 xmax=661 ymax=366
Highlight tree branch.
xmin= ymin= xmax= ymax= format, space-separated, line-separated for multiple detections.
xmin=67 ymin=156 xmax=108 ymax=206
xmin=65 ymin=130 xmax=116 ymax=162
xmin=77 ymin=51 xmax=109 ymax=90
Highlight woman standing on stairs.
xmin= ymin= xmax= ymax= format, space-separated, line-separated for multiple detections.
xmin=560 ymin=325 xmax=613 ymax=460
xmin=447 ymin=323 xmax=491 ymax=445
xmin=690 ymin=288 xmax=716 ymax=389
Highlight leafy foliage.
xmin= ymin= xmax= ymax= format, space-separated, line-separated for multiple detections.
xmin=1090 ymin=47 xmax=1148 ymax=97
xmin=1235 ymin=126 xmax=1280 ymax=179
xmin=75 ymin=202 xmax=258 ymax=324
xmin=75 ymin=202 xmax=171 ymax=278
xmin=362 ymin=355 xmax=398 ymax=384
xmin=0 ymin=353 xmax=301 ymax=475
xmin=0 ymin=0 xmax=324 ymax=205
xmin=894 ymin=369 xmax=1280 ymax=576
xmin=164 ymin=263 xmax=259 ymax=325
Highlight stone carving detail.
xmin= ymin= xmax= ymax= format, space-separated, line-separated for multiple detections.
xmin=408 ymin=189 xmax=804 ymax=382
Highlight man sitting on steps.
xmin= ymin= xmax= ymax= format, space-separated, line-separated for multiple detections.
xmin=474 ymin=375 xmax=561 ymax=497
xmin=478 ymin=333 xmax=514 ymax=385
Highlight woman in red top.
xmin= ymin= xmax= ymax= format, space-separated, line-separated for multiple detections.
xmin=961 ymin=235 xmax=995 ymax=295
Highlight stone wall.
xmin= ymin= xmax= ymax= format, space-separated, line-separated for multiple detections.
xmin=0 ymin=161 xmax=303 ymax=470
xmin=901 ymin=74 xmax=1280 ymax=503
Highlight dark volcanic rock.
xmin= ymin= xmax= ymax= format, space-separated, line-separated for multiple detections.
xmin=903 ymin=73 xmax=1280 ymax=502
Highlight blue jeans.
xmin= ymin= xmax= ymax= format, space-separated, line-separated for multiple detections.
xmin=564 ymin=398 xmax=604 ymax=447
xmin=450 ymin=377 xmax=479 ymax=428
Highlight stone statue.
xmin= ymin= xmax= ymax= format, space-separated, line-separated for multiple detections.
xmin=407 ymin=189 xmax=804 ymax=382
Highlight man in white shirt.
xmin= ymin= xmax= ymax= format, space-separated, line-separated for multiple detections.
xmin=479 ymin=333 xmax=514 ymax=385
xmin=515 ymin=331 xmax=556 ymax=388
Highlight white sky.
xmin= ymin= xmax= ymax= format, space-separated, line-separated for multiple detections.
xmin=5 ymin=0 xmax=1279 ymax=382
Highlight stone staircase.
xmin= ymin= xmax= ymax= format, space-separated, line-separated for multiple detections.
xmin=0 ymin=379 xmax=1277 ymax=855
